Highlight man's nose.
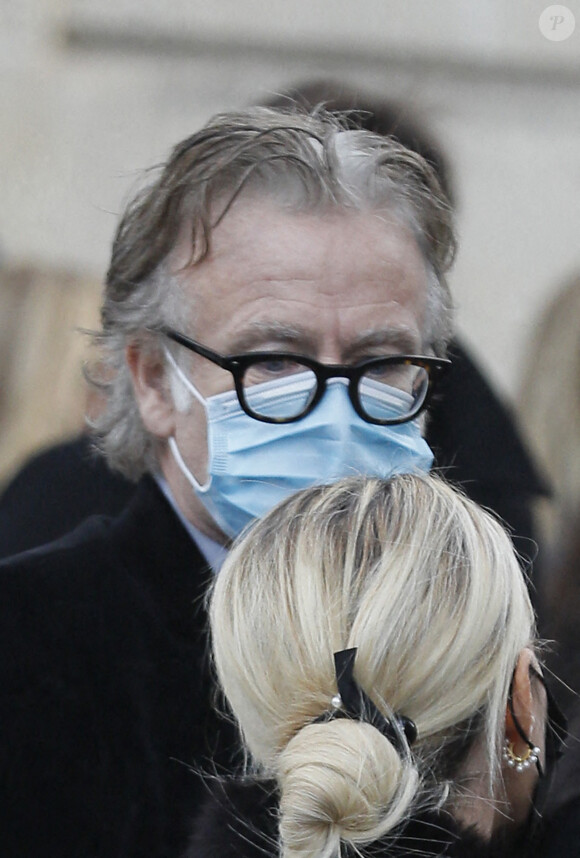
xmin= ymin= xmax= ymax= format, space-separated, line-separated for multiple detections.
xmin=318 ymin=377 xmax=355 ymax=410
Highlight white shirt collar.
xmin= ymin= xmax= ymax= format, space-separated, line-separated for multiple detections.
xmin=154 ymin=475 xmax=228 ymax=573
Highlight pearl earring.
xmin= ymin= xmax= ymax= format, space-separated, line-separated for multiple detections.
xmin=503 ymin=738 xmax=541 ymax=773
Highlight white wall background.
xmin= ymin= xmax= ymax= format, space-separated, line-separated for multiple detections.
xmin=1 ymin=0 xmax=579 ymax=400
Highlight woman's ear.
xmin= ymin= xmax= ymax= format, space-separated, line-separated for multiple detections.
xmin=126 ymin=341 xmax=176 ymax=439
xmin=505 ymin=648 xmax=536 ymax=752
xmin=500 ymin=648 xmax=547 ymax=828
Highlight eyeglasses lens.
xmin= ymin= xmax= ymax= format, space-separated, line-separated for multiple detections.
xmin=358 ymin=362 xmax=429 ymax=422
xmin=242 ymin=361 xmax=318 ymax=420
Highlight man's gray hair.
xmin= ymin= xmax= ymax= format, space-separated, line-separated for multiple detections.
xmin=90 ymin=107 xmax=456 ymax=479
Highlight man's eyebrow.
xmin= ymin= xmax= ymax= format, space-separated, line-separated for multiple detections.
xmin=225 ymin=323 xmax=424 ymax=357
xmin=226 ymin=322 xmax=316 ymax=354
xmin=345 ymin=328 xmax=424 ymax=356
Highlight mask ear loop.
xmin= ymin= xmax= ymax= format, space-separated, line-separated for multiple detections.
xmin=507 ymin=676 xmax=544 ymax=778
xmin=164 ymin=348 xmax=212 ymax=494
xmin=164 ymin=347 xmax=208 ymax=410
xmin=168 ymin=436 xmax=211 ymax=494
xmin=529 ymin=667 xmax=568 ymax=756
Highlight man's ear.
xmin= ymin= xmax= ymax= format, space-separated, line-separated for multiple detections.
xmin=505 ymin=648 xmax=537 ymax=752
xmin=126 ymin=341 xmax=176 ymax=439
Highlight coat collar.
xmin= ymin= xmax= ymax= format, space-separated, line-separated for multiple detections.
xmin=109 ymin=475 xmax=213 ymax=641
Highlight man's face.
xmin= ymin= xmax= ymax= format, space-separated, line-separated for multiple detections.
xmin=144 ymin=196 xmax=430 ymax=542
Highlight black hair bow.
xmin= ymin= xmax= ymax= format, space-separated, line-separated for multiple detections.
xmin=315 ymin=648 xmax=417 ymax=753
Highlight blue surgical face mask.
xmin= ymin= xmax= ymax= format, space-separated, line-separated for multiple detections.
xmin=166 ymin=352 xmax=434 ymax=539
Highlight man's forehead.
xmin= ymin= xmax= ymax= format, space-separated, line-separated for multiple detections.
xmin=172 ymin=195 xmax=430 ymax=354
xmin=174 ymin=194 xmax=418 ymax=264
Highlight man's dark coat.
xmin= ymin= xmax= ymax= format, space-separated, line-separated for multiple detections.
xmin=0 ymin=477 xmax=236 ymax=858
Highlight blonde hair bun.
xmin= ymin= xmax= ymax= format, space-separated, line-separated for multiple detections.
xmin=278 ymin=719 xmax=418 ymax=858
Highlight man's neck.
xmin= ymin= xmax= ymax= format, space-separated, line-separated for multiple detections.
xmin=154 ymin=475 xmax=228 ymax=572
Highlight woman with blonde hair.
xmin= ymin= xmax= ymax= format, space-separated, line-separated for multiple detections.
xmin=189 ymin=473 xmax=565 ymax=858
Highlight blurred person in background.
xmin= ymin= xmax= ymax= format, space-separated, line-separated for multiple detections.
xmin=519 ymin=275 xmax=580 ymax=854
xmin=516 ymin=274 xmax=580 ymax=854
xmin=518 ymin=273 xmax=580 ymax=611
xmin=0 ymin=264 xmax=134 ymax=556
xmin=0 ymin=263 xmax=101 ymax=483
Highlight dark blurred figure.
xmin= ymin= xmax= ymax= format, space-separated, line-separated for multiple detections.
xmin=532 ymin=510 xmax=580 ymax=856
xmin=267 ymin=80 xmax=456 ymax=204
xmin=264 ymin=80 xmax=547 ymax=568
xmin=0 ymin=436 xmax=134 ymax=558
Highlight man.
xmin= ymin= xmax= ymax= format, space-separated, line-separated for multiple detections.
xmin=0 ymin=108 xmax=455 ymax=856
xmin=0 ymin=88 xmax=546 ymax=563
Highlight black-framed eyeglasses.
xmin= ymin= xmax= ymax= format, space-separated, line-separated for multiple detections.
xmin=164 ymin=328 xmax=451 ymax=426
